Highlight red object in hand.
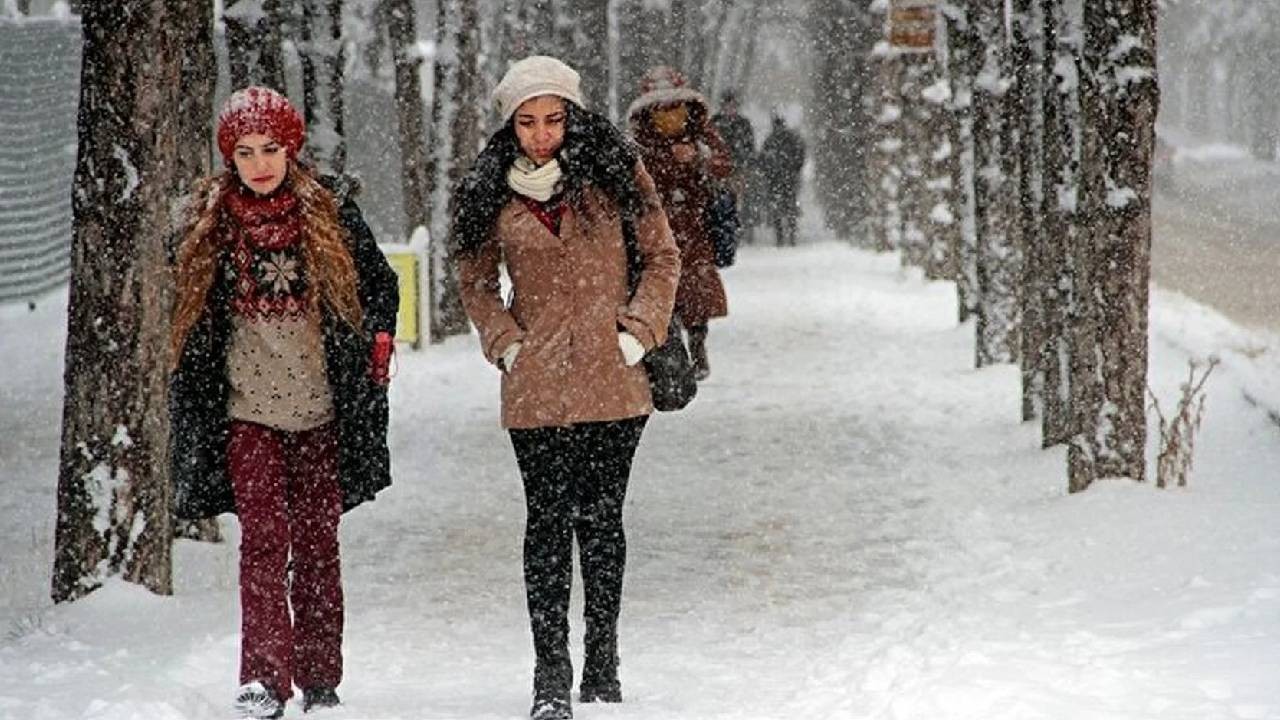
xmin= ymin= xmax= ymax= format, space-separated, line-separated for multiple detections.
xmin=370 ymin=331 xmax=394 ymax=386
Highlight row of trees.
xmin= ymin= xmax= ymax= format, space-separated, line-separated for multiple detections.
xmin=1160 ymin=0 xmax=1280 ymax=160
xmin=47 ymin=0 xmax=1164 ymax=606
xmin=50 ymin=0 xmax=774 ymax=603
xmin=843 ymin=0 xmax=1159 ymax=495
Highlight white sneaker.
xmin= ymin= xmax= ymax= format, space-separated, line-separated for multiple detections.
xmin=234 ymin=681 xmax=283 ymax=719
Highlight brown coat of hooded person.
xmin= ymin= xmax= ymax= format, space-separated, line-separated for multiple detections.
xmin=626 ymin=65 xmax=733 ymax=380
xmin=626 ymin=66 xmax=733 ymax=329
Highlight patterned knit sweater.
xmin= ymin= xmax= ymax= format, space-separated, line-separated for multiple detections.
xmin=222 ymin=187 xmax=334 ymax=432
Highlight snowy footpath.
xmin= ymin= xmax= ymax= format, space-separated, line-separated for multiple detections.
xmin=2 ymin=242 xmax=1279 ymax=720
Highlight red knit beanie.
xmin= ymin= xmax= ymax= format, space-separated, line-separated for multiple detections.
xmin=216 ymin=86 xmax=305 ymax=166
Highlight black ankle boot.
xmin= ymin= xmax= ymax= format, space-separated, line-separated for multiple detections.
xmin=302 ymin=687 xmax=340 ymax=712
xmin=579 ymin=679 xmax=622 ymax=703
xmin=688 ymin=325 xmax=710 ymax=380
xmin=531 ymin=696 xmax=573 ymax=720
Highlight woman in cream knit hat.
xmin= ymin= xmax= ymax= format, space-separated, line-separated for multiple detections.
xmin=452 ymin=56 xmax=681 ymax=720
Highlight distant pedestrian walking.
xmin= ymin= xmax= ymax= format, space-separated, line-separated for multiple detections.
xmin=628 ymin=65 xmax=734 ymax=381
xmin=168 ymin=87 xmax=399 ymax=719
xmin=759 ymin=110 xmax=806 ymax=247
xmin=711 ymin=89 xmax=758 ymax=245
xmin=451 ymin=56 xmax=681 ymax=720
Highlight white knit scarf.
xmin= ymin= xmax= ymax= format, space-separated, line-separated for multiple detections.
xmin=507 ymin=156 xmax=564 ymax=202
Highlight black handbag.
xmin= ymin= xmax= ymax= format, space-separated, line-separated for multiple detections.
xmin=622 ymin=218 xmax=698 ymax=412
xmin=707 ymin=187 xmax=739 ymax=268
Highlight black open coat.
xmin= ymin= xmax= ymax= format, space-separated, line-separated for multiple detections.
xmin=170 ymin=181 xmax=399 ymax=520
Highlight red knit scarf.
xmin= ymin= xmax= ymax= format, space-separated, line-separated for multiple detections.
xmin=520 ymin=194 xmax=567 ymax=236
xmin=222 ymin=186 xmax=309 ymax=319
xmin=224 ymin=185 xmax=302 ymax=250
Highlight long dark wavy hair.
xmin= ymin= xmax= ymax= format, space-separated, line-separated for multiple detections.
xmin=450 ymin=102 xmax=648 ymax=257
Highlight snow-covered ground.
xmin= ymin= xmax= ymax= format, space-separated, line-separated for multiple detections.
xmin=1151 ymin=129 xmax=1280 ymax=336
xmin=2 ymin=234 xmax=1279 ymax=719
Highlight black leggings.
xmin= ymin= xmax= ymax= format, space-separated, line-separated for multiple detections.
xmin=508 ymin=416 xmax=648 ymax=699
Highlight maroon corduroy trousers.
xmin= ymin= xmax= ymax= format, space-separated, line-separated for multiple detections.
xmin=228 ymin=420 xmax=344 ymax=702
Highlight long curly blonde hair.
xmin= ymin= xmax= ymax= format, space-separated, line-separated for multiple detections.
xmin=170 ymin=164 xmax=364 ymax=368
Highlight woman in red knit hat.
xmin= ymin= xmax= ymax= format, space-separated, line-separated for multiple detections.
xmin=169 ymin=86 xmax=399 ymax=719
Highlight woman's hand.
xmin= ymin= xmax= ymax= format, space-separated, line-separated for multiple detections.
xmin=671 ymin=142 xmax=697 ymax=163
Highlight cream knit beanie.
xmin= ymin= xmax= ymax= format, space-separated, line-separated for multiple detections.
xmin=492 ymin=55 xmax=584 ymax=122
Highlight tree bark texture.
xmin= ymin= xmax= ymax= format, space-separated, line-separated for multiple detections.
xmin=299 ymin=0 xmax=347 ymax=174
xmin=53 ymin=0 xmax=207 ymax=603
xmin=429 ymin=0 xmax=476 ymax=342
xmin=810 ymin=1 xmax=876 ymax=242
xmin=872 ymin=48 xmax=903 ymax=254
xmin=175 ymin=1 xmax=216 ymax=194
xmin=1012 ymin=0 xmax=1044 ymax=421
xmin=223 ymin=0 xmax=288 ymax=92
xmin=1038 ymin=0 xmax=1077 ymax=447
xmin=897 ymin=56 xmax=934 ymax=272
xmin=946 ymin=4 xmax=980 ymax=324
xmin=386 ymin=0 xmax=430 ymax=238
xmin=1069 ymin=0 xmax=1158 ymax=492
xmin=971 ymin=0 xmax=1020 ymax=368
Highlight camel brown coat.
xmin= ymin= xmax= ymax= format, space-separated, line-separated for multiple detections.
xmin=457 ymin=162 xmax=681 ymax=429
xmin=630 ymin=105 xmax=733 ymax=327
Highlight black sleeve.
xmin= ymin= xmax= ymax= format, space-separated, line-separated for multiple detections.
xmin=341 ymin=199 xmax=400 ymax=336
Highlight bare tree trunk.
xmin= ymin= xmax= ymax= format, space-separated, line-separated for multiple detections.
xmin=947 ymin=3 xmax=980 ymax=324
xmin=525 ymin=0 xmax=558 ymax=53
xmin=387 ymin=0 xmax=430 ymax=238
xmin=223 ymin=0 xmax=288 ymax=92
xmin=727 ymin=0 xmax=763 ymax=99
xmin=299 ymin=0 xmax=347 ymax=174
xmin=811 ymin=1 xmax=876 ymax=242
xmin=703 ymin=0 xmax=734 ymax=100
xmin=736 ymin=1 xmax=764 ymax=93
xmin=669 ymin=0 xmax=691 ymax=73
xmin=1069 ymin=0 xmax=1157 ymax=492
xmin=686 ymin=0 xmax=726 ymax=90
xmin=1013 ymin=0 xmax=1044 ymax=421
xmin=172 ymin=1 xmax=223 ymax=546
xmin=972 ymin=0 xmax=1019 ymax=368
xmin=919 ymin=54 xmax=955 ymax=282
xmin=175 ymin=2 xmax=216 ymax=192
xmin=53 ymin=0 xmax=207 ymax=603
xmin=428 ymin=0 xmax=476 ymax=342
xmin=616 ymin=0 xmax=648 ymax=113
xmin=898 ymin=55 xmax=932 ymax=272
xmin=499 ymin=0 xmax=530 ymax=67
xmin=1039 ymin=0 xmax=1076 ymax=447
xmin=565 ymin=0 xmax=610 ymax=110
xmin=871 ymin=46 xmax=903 ymax=254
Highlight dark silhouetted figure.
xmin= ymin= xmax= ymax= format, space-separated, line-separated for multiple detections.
xmin=758 ymin=111 xmax=806 ymax=247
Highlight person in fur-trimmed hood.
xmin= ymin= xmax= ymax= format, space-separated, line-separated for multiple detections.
xmin=626 ymin=65 xmax=734 ymax=381
xmin=451 ymin=55 xmax=680 ymax=720
xmin=169 ymin=86 xmax=398 ymax=719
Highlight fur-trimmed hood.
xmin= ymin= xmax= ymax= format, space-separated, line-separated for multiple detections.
xmin=625 ymin=65 xmax=709 ymax=122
